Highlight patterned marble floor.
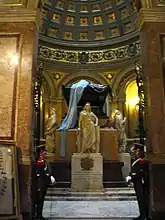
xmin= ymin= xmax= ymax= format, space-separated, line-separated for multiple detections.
xmin=43 ymin=200 xmax=139 ymax=219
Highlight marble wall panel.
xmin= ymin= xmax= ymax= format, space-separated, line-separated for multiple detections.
xmin=140 ymin=23 xmax=165 ymax=154
xmin=0 ymin=23 xmax=37 ymax=156
xmin=0 ymin=35 xmax=19 ymax=139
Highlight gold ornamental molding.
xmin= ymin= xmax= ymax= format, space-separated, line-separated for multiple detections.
xmin=39 ymin=41 xmax=141 ymax=64
xmin=0 ymin=0 xmax=44 ymax=8
xmin=137 ymin=8 xmax=165 ymax=31
xmin=0 ymin=8 xmax=41 ymax=28
xmin=141 ymin=0 xmax=153 ymax=8
xmin=0 ymin=0 xmax=27 ymax=7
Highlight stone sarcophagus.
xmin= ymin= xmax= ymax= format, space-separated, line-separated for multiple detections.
xmin=62 ymin=80 xmax=113 ymax=122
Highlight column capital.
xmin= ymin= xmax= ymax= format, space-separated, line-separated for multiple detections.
xmin=0 ymin=0 xmax=46 ymax=9
xmin=0 ymin=7 xmax=42 ymax=30
xmin=137 ymin=8 xmax=165 ymax=31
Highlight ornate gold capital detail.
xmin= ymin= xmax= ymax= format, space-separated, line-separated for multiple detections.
xmin=0 ymin=0 xmax=45 ymax=9
xmin=0 ymin=0 xmax=27 ymax=7
xmin=0 ymin=7 xmax=41 ymax=28
xmin=27 ymin=0 xmax=46 ymax=9
xmin=141 ymin=0 xmax=153 ymax=8
xmin=137 ymin=8 xmax=165 ymax=31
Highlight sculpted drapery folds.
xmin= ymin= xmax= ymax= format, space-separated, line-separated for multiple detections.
xmin=113 ymin=109 xmax=127 ymax=152
xmin=45 ymin=108 xmax=57 ymax=153
xmin=77 ymin=102 xmax=100 ymax=153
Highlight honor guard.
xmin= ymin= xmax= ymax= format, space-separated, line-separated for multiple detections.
xmin=31 ymin=145 xmax=55 ymax=220
xmin=126 ymin=143 xmax=151 ymax=220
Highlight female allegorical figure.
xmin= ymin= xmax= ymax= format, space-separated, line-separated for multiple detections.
xmin=77 ymin=102 xmax=100 ymax=153
xmin=45 ymin=108 xmax=57 ymax=154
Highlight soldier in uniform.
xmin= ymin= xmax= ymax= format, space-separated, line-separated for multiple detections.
xmin=31 ymin=145 xmax=55 ymax=220
xmin=126 ymin=143 xmax=151 ymax=220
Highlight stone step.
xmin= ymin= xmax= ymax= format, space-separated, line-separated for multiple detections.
xmin=47 ymin=187 xmax=134 ymax=194
xmin=46 ymin=191 xmax=135 ymax=197
xmin=45 ymin=187 xmax=136 ymax=201
xmin=45 ymin=195 xmax=137 ymax=201
xmin=43 ymin=200 xmax=139 ymax=219
xmin=48 ymin=185 xmax=133 ymax=191
xmin=54 ymin=181 xmax=128 ymax=188
xmin=46 ymin=218 xmax=135 ymax=220
xmin=48 ymin=187 xmax=134 ymax=192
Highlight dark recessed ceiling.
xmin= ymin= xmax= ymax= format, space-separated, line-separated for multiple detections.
xmin=40 ymin=0 xmax=138 ymax=47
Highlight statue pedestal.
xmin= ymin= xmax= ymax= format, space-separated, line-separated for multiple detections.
xmin=118 ymin=153 xmax=131 ymax=179
xmin=71 ymin=153 xmax=103 ymax=191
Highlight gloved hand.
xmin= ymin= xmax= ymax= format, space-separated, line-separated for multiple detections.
xmin=50 ymin=176 xmax=56 ymax=184
xmin=125 ymin=176 xmax=132 ymax=183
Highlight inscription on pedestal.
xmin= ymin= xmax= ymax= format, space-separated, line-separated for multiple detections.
xmin=71 ymin=153 xmax=103 ymax=191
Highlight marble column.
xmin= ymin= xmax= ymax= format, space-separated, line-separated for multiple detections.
xmin=137 ymin=6 xmax=165 ymax=220
xmin=0 ymin=1 xmax=42 ymax=219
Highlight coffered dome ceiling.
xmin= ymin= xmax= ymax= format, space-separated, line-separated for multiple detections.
xmin=40 ymin=0 xmax=139 ymax=48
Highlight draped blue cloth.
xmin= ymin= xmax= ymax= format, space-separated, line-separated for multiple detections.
xmin=58 ymin=80 xmax=89 ymax=157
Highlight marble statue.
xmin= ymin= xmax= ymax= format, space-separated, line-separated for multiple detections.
xmin=113 ymin=109 xmax=127 ymax=152
xmin=45 ymin=108 xmax=57 ymax=153
xmin=77 ymin=102 xmax=100 ymax=153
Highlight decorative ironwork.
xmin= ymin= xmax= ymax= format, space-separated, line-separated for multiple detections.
xmin=33 ymin=62 xmax=44 ymax=146
xmin=135 ymin=63 xmax=145 ymax=146
xmin=33 ymin=62 xmax=43 ymax=111
xmin=80 ymin=157 xmax=94 ymax=170
xmin=38 ymin=41 xmax=140 ymax=64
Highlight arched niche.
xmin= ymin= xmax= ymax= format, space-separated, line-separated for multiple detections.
xmin=112 ymin=67 xmax=137 ymax=99
xmin=125 ymin=80 xmax=139 ymax=138
xmin=110 ymin=67 xmax=138 ymax=138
